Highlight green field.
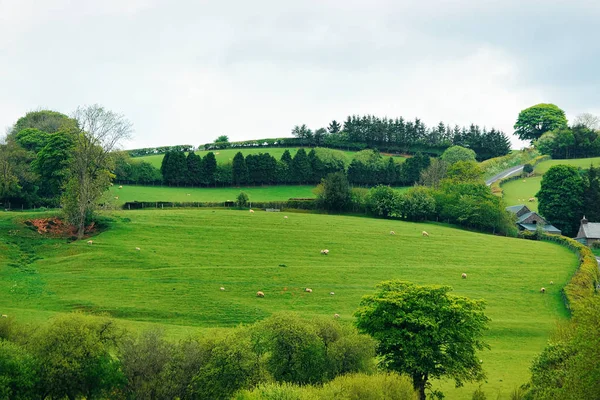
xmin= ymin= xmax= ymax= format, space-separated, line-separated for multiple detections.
xmin=534 ymin=156 xmax=600 ymax=174
xmin=500 ymin=177 xmax=542 ymax=211
xmin=108 ymin=184 xmax=319 ymax=205
xmin=133 ymin=147 xmax=406 ymax=168
xmin=0 ymin=209 xmax=578 ymax=399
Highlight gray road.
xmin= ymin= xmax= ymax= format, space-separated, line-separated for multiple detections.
xmin=485 ymin=165 xmax=524 ymax=186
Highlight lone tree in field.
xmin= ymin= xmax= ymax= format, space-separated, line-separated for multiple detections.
xmin=355 ymin=280 xmax=490 ymax=400
xmin=63 ymin=105 xmax=132 ymax=238
xmin=514 ymin=103 xmax=568 ymax=143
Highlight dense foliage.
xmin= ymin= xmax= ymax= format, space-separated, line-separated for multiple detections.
xmin=355 ymin=280 xmax=490 ymax=400
xmin=0 ymin=313 xmax=375 ymax=399
xmin=514 ymin=104 xmax=568 ymax=143
xmin=535 ymin=124 xmax=600 ymax=159
xmin=156 ymin=148 xmax=431 ymax=188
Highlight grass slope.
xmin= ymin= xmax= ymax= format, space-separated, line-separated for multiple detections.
xmin=500 ymin=177 xmax=541 ymax=212
xmin=134 ymin=147 xmax=406 ymax=168
xmin=108 ymin=185 xmax=318 ymax=205
xmin=534 ymin=156 xmax=600 ymax=175
xmin=0 ymin=210 xmax=577 ymax=399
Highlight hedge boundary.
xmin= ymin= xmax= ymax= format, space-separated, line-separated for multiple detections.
xmin=520 ymin=231 xmax=599 ymax=314
xmin=122 ymin=199 xmax=318 ymax=211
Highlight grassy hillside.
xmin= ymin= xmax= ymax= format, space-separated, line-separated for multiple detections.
xmin=534 ymin=156 xmax=600 ymax=175
xmin=108 ymin=184 xmax=319 ymax=205
xmin=0 ymin=209 xmax=577 ymax=398
xmin=500 ymin=177 xmax=541 ymax=212
xmin=134 ymin=147 xmax=406 ymax=168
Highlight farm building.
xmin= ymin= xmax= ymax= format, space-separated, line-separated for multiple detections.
xmin=505 ymin=205 xmax=562 ymax=235
xmin=575 ymin=216 xmax=600 ymax=246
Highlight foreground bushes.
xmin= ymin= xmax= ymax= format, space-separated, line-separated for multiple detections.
xmin=234 ymin=372 xmax=418 ymax=400
xmin=0 ymin=313 xmax=375 ymax=399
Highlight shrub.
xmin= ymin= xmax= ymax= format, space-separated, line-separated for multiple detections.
xmin=441 ymin=145 xmax=476 ymax=165
xmin=398 ymin=186 xmax=436 ymax=221
xmin=237 ymin=192 xmax=249 ymax=208
xmin=366 ymin=185 xmax=402 ymax=218
xmin=316 ymin=172 xmax=351 ymax=211
xmin=471 ymin=386 xmax=487 ymax=400
xmin=523 ymin=163 xmax=534 ymax=174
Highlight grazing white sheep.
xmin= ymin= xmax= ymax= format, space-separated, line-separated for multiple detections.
xmin=118 ymin=185 xmax=123 ymax=189
xmin=334 ymin=313 xmax=340 ymax=319
xmin=256 ymin=291 xmax=265 ymax=297
xmin=114 ymin=196 xmax=119 ymax=200
xmin=249 ymin=209 xmax=254 ymax=213
xmin=462 ymin=273 xmax=467 ymax=279
xmin=390 ymin=231 xmax=396 ymax=235
xmin=305 ymin=288 xmax=312 ymax=293
xmin=87 ymin=240 xmax=93 ymax=245
xmin=135 ymin=247 xmax=141 ymax=252
xmin=284 ymin=216 xmax=288 ymax=219
xmin=528 ymin=197 xmax=536 ymax=202
xmin=320 ymin=249 xmax=329 ymax=255
xmin=187 ymin=193 xmax=191 ymax=196
xmin=220 ymin=287 xmax=225 ymax=291
xmin=422 ymin=231 xmax=429 ymax=237
xmin=550 ymin=281 xmax=554 ymax=285
xmin=540 ymin=287 xmax=546 ymax=293
xmin=1 ymin=315 xmax=7 ymax=318
xmin=330 ymin=292 xmax=335 ymax=296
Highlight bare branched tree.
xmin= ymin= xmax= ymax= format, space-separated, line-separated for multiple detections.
xmin=63 ymin=105 xmax=133 ymax=238
xmin=573 ymin=113 xmax=600 ymax=131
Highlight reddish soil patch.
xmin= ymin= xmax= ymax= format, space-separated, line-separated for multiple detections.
xmin=25 ymin=218 xmax=96 ymax=237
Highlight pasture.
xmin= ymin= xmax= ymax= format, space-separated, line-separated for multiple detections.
xmin=108 ymin=184 xmax=318 ymax=206
xmin=534 ymin=156 xmax=600 ymax=174
xmin=0 ymin=209 xmax=578 ymax=399
xmin=500 ymin=177 xmax=542 ymax=211
xmin=133 ymin=147 xmax=406 ymax=168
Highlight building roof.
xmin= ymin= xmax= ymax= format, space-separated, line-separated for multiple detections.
xmin=577 ymin=222 xmax=600 ymax=239
xmin=519 ymin=223 xmax=562 ymax=234
xmin=506 ymin=204 xmax=529 ymax=214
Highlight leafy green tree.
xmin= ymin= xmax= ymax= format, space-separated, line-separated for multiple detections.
xmin=398 ymin=186 xmax=436 ymax=221
xmin=32 ymin=132 xmax=74 ymax=202
xmin=132 ymin=161 xmax=161 ymax=184
xmin=400 ymin=153 xmax=430 ymax=185
xmin=316 ymin=172 xmax=351 ymax=211
xmin=62 ymin=105 xmax=132 ymax=238
xmin=384 ymin=157 xmax=400 ymax=185
xmin=30 ymin=314 xmax=123 ymax=400
xmin=215 ymin=163 xmax=233 ymax=186
xmin=583 ymin=166 xmax=600 ymax=222
xmin=280 ymin=149 xmax=293 ymax=165
xmin=514 ymin=103 xmax=568 ymax=143
xmin=445 ymin=160 xmax=484 ymax=183
xmin=0 ymin=141 xmax=38 ymax=209
xmin=328 ymin=120 xmax=341 ymax=134
xmin=165 ymin=151 xmax=188 ymax=186
xmin=186 ymin=330 xmax=262 ymax=399
xmin=0 ymin=341 xmax=39 ymax=400
xmin=366 ymin=185 xmax=401 ymax=218
xmin=11 ymin=109 xmax=77 ymax=136
xmin=120 ymin=329 xmax=174 ymax=399
xmin=291 ymin=125 xmax=313 ymax=146
xmin=202 ymin=152 xmax=217 ymax=185
xmin=232 ymin=151 xmax=249 ymax=185
xmin=441 ymin=145 xmax=476 ymax=165
xmin=215 ymin=135 xmax=229 ymax=143
xmin=314 ymin=128 xmax=327 ymax=146
xmin=186 ymin=151 xmax=203 ymax=186
xmin=0 ymin=146 xmax=22 ymax=209
xmin=291 ymin=148 xmax=312 ymax=183
xmin=355 ymin=280 xmax=490 ymax=400
xmin=14 ymin=128 xmax=50 ymax=153
xmin=523 ymin=163 xmax=534 ymax=175
xmin=419 ymin=159 xmax=448 ymax=189
xmin=259 ymin=313 xmax=327 ymax=385
xmin=537 ymin=165 xmax=585 ymax=236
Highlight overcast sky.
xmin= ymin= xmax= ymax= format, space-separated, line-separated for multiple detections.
xmin=1 ymin=0 xmax=599 ymax=150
